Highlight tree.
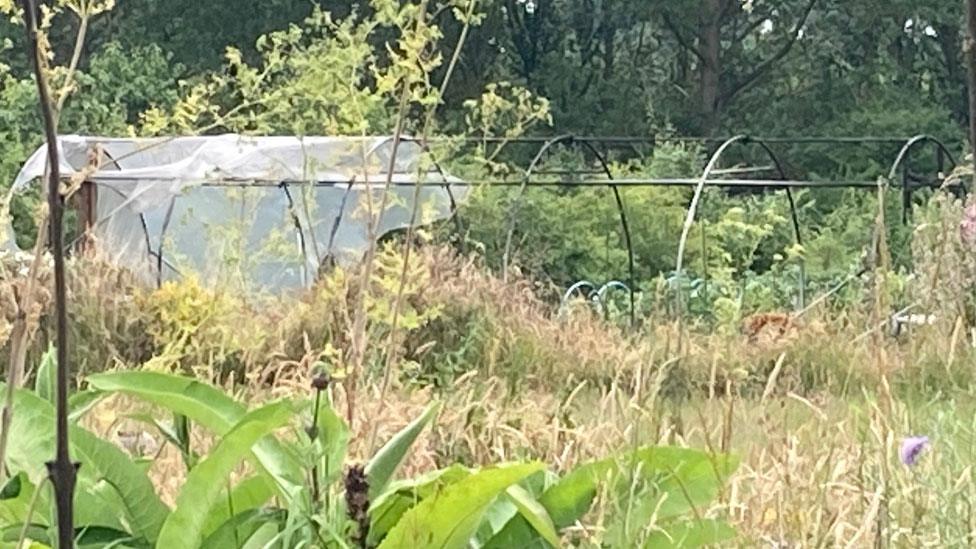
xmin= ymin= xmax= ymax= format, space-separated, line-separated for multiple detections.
xmin=654 ymin=0 xmax=818 ymax=134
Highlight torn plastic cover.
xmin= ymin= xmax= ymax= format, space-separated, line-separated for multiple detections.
xmin=4 ymin=135 xmax=465 ymax=290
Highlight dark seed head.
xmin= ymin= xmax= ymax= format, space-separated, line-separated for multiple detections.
xmin=345 ymin=465 xmax=370 ymax=547
xmin=311 ymin=371 xmax=331 ymax=391
xmin=304 ymin=424 xmax=319 ymax=440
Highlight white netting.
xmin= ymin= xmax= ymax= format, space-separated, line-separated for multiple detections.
xmin=4 ymin=135 xmax=465 ymax=290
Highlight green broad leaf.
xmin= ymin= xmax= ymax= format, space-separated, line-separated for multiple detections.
xmin=366 ymin=402 xmax=439 ymax=499
xmin=475 ymin=492 xmax=521 ymax=548
xmin=88 ymin=371 xmax=245 ymax=433
xmin=88 ymin=371 xmax=304 ymax=503
xmin=368 ymin=465 xmax=472 ymax=546
xmin=201 ymin=509 xmax=286 ymax=549
xmin=156 ymin=400 xmax=294 ymax=549
xmin=642 ymin=519 xmax=736 ymax=548
xmin=314 ymin=394 xmax=349 ymax=485
xmin=0 ymin=473 xmax=46 ymax=528
xmin=34 ymin=344 xmax=56 ymax=404
xmin=603 ymin=449 xmax=739 ymax=546
xmin=656 ymin=452 xmax=739 ymax=522
xmin=133 ymin=458 xmax=154 ymax=474
xmin=74 ymin=526 xmax=151 ymax=548
xmin=3 ymin=389 xmax=53 ymax=486
xmin=478 ymin=479 xmax=562 ymax=549
xmin=0 ymin=474 xmax=22 ymax=500
xmin=378 ymin=462 xmax=544 ymax=549
xmin=72 ymin=427 xmax=171 ymax=540
xmin=479 ymin=516 xmax=541 ymax=549
xmin=0 ymin=524 xmax=49 ymax=545
xmin=174 ymin=414 xmax=192 ymax=455
xmin=200 ymin=475 xmax=276 ymax=538
xmin=239 ymin=521 xmax=280 ymax=549
xmin=542 ymin=446 xmax=737 ymax=528
xmin=505 ymin=485 xmax=559 ymax=548
xmin=487 ymin=447 xmax=737 ymax=548
xmin=1 ymin=386 xmax=169 ymax=542
xmin=68 ymin=390 xmax=106 ymax=423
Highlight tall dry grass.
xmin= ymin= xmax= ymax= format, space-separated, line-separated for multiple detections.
xmin=6 ymin=193 xmax=976 ymax=546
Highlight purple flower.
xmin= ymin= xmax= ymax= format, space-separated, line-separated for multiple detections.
xmin=961 ymin=203 xmax=976 ymax=245
xmin=900 ymin=436 xmax=930 ymax=467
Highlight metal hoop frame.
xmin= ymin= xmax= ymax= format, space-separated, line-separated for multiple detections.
xmin=501 ymin=134 xmax=637 ymax=325
xmin=38 ymin=134 xmax=961 ymax=320
xmin=673 ymin=136 xmax=807 ymax=312
xmin=885 ymin=135 xmax=958 ymax=224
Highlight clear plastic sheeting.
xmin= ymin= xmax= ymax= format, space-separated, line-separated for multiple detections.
xmin=5 ymin=135 xmax=465 ymax=290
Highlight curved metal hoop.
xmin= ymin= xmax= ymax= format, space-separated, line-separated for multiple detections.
xmin=886 ymin=134 xmax=959 ymax=224
xmin=558 ymin=280 xmax=598 ymax=317
xmin=502 ymin=134 xmax=575 ymax=281
xmin=886 ymin=135 xmax=958 ymax=182
xmin=595 ymin=280 xmax=632 ymax=321
xmin=406 ymin=137 xmax=466 ymax=248
xmin=673 ymin=135 xmax=808 ymax=314
xmin=674 ymin=135 xmax=747 ymax=316
xmin=280 ymin=183 xmax=312 ymax=285
xmin=501 ymin=134 xmax=637 ymax=325
xmin=675 ymin=135 xmax=806 ymax=316
xmin=362 ymin=135 xmax=465 ymax=253
xmin=751 ymin=139 xmax=807 ymax=308
xmin=574 ymin=138 xmax=637 ymax=325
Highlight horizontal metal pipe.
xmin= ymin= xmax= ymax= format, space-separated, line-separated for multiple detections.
xmin=708 ymin=165 xmax=774 ymax=175
xmin=204 ymin=178 xmax=894 ymax=188
xmin=429 ymin=136 xmax=920 ymax=145
xmin=75 ymin=177 xmax=957 ymax=189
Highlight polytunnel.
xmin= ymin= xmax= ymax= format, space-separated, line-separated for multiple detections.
xmin=2 ymin=134 xmax=465 ymax=290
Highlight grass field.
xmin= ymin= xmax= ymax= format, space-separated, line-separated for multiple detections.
xmin=3 ymin=238 xmax=969 ymax=547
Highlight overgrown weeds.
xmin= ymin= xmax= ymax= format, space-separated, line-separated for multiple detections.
xmin=4 ymin=189 xmax=976 ymax=546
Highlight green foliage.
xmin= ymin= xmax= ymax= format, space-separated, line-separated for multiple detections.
xmin=3 ymin=370 xmax=739 ymax=548
xmin=458 ymin=142 xmax=702 ymax=288
xmin=137 ymin=277 xmax=266 ymax=378
xmin=136 ymin=0 xmax=471 ymax=137
xmin=487 ymin=446 xmax=740 ymax=548
xmin=378 ymin=462 xmax=544 ymax=549
xmin=87 ymin=370 xmax=305 ymax=500
xmin=72 ymin=42 xmax=185 ymax=128
xmin=156 ymin=401 xmax=295 ymax=549
xmin=32 ymin=344 xmax=55 ymax=405
xmin=0 ymin=384 xmax=169 ymax=544
xmin=4 ymin=1 xmax=976 ymax=548
xmin=643 ymin=519 xmax=736 ymax=548
xmin=365 ymin=402 xmax=439 ymax=499
xmin=2 ymin=0 xmax=965 ymax=328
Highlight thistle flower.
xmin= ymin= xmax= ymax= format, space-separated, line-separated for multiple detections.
xmin=900 ymin=436 xmax=929 ymax=467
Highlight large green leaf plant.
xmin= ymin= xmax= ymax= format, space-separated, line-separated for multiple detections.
xmin=1 ymin=363 xmax=738 ymax=548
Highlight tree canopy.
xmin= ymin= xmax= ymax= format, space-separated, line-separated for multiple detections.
xmin=0 ymin=0 xmax=966 ymax=141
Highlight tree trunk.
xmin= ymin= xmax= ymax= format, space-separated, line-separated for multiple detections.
xmin=699 ymin=0 xmax=722 ymax=134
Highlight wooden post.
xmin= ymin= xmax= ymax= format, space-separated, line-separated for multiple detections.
xmin=75 ymin=181 xmax=97 ymax=253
